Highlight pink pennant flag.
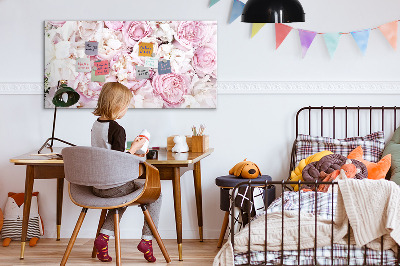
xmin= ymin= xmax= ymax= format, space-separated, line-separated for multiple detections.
xmin=378 ymin=21 xmax=398 ymax=50
xmin=298 ymin=29 xmax=317 ymax=58
xmin=275 ymin=23 xmax=293 ymax=49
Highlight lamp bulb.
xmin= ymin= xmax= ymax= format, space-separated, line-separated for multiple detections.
xmin=62 ymin=92 xmax=69 ymax=103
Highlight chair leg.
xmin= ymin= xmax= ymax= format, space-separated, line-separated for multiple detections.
xmin=217 ymin=211 xmax=230 ymax=248
xmin=60 ymin=208 xmax=88 ymax=266
xmin=91 ymin=209 xmax=108 ymax=258
xmin=141 ymin=205 xmax=171 ymax=263
xmin=114 ymin=209 xmax=121 ymax=266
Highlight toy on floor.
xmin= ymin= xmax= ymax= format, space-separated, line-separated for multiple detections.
xmin=1 ymin=192 xmax=44 ymax=247
xmin=229 ymin=159 xmax=261 ymax=179
xmin=0 ymin=208 xmax=3 ymax=232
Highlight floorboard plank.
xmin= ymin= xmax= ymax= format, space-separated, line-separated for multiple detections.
xmin=0 ymin=239 xmax=222 ymax=265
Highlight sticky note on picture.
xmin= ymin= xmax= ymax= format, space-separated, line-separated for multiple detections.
xmin=91 ymin=70 xmax=105 ymax=82
xmin=94 ymin=60 xmax=109 ymax=75
xmin=85 ymin=41 xmax=98 ymax=55
xmin=136 ymin=66 xmax=150 ymax=80
xmin=144 ymin=57 xmax=158 ymax=68
xmin=138 ymin=42 xmax=153 ymax=57
xmin=158 ymin=60 xmax=171 ymax=75
xmin=76 ymin=58 xmax=91 ymax=72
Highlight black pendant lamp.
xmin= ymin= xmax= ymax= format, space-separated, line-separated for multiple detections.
xmin=241 ymin=0 xmax=305 ymax=23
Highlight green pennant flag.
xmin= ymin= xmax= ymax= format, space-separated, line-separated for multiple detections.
xmin=209 ymin=0 xmax=220 ymax=7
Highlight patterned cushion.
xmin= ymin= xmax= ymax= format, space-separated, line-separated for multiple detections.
xmin=294 ymin=131 xmax=385 ymax=166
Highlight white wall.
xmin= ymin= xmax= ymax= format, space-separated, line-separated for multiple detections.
xmin=1 ymin=0 xmax=400 ymax=239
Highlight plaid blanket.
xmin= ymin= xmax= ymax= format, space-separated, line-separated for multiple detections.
xmin=234 ymin=191 xmax=397 ymax=265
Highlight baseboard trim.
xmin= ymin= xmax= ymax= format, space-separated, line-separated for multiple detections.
xmin=1 ymin=81 xmax=399 ymax=95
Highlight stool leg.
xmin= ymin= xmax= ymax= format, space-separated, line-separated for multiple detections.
xmin=114 ymin=209 xmax=121 ymax=266
xmin=217 ymin=211 xmax=230 ymax=248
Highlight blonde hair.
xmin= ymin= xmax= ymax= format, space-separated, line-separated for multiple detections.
xmin=93 ymin=82 xmax=133 ymax=120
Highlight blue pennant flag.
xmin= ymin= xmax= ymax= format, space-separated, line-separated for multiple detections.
xmin=323 ymin=33 xmax=341 ymax=58
xmin=229 ymin=0 xmax=245 ymax=24
xmin=209 ymin=0 xmax=220 ymax=7
xmin=351 ymin=29 xmax=371 ymax=55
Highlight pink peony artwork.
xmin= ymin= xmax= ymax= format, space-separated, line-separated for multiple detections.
xmin=44 ymin=21 xmax=217 ymax=109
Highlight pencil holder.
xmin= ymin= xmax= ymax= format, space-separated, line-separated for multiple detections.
xmin=191 ymin=135 xmax=209 ymax=153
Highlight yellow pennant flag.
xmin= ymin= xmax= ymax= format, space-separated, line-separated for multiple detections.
xmin=251 ymin=23 xmax=266 ymax=38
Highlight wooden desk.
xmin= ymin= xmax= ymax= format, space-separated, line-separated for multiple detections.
xmin=10 ymin=147 xmax=213 ymax=261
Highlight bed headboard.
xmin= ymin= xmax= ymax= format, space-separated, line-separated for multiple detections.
xmin=290 ymin=106 xmax=400 ymax=178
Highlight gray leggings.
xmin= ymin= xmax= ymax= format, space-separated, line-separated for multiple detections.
xmin=92 ymin=180 xmax=162 ymax=240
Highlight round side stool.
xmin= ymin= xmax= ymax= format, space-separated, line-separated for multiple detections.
xmin=215 ymin=175 xmax=275 ymax=248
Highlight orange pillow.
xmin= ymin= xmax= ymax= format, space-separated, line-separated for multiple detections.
xmin=347 ymin=146 xmax=391 ymax=180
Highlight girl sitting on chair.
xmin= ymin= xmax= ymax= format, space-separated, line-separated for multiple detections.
xmin=91 ymin=82 xmax=161 ymax=263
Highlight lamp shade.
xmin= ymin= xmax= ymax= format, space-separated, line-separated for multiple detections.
xmin=241 ymin=0 xmax=305 ymax=23
xmin=52 ymin=84 xmax=80 ymax=107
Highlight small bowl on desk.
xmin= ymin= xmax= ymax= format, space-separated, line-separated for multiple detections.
xmin=146 ymin=149 xmax=158 ymax=160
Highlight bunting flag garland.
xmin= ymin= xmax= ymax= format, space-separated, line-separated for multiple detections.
xmin=298 ymin=30 xmax=317 ymax=58
xmin=378 ymin=21 xmax=398 ymax=50
xmin=275 ymin=23 xmax=293 ymax=49
xmin=323 ymin=33 xmax=341 ymax=58
xmin=229 ymin=0 xmax=245 ymax=24
xmin=209 ymin=0 xmax=220 ymax=7
xmin=251 ymin=23 xmax=266 ymax=38
xmin=351 ymin=29 xmax=370 ymax=55
xmin=206 ymin=3 xmax=400 ymax=58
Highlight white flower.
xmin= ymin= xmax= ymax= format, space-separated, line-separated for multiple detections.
xmin=157 ymin=43 xmax=195 ymax=75
xmin=78 ymin=21 xmax=103 ymax=41
xmin=188 ymin=75 xmax=217 ymax=108
xmin=152 ymin=22 xmax=175 ymax=43
xmin=98 ymin=28 xmax=124 ymax=61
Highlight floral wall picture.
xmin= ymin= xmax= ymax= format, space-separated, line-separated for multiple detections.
xmin=44 ymin=21 xmax=217 ymax=108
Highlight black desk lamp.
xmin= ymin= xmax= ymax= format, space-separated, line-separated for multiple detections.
xmin=241 ymin=0 xmax=305 ymax=23
xmin=38 ymin=80 xmax=80 ymax=154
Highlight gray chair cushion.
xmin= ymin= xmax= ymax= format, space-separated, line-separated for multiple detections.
xmin=69 ymin=180 xmax=145 ymax=208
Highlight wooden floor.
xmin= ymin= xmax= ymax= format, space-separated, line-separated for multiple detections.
xmin=0 ymin=239 xmax=221 ymax=265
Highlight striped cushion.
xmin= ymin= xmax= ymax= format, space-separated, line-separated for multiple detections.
xmin=1 ymin=217 xmax=41 ymax=240
xmin=294 ymin=131 xmax=385 ymax=167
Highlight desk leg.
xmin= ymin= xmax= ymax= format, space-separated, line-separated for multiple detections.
xmin=20 ymin=165 xmax=34 ymax=259
xmin=193 ymin=161 xmax=203 ymax=242
xmin=172 ymin=167 xmax=183 ymax=261
xmin=56 ymin=178 xmax=64 ymax=241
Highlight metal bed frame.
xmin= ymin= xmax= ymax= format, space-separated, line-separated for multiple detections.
xmin=230 ymin=106 xmax=400 ymax=266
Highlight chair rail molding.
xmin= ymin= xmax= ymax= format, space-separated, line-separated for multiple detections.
xmin=0 ymin=81 xmax=400 ymax=95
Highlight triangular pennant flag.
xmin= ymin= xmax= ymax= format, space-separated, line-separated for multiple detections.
xmin=209 ymin=0 xmax=220 ymax=7
xmin=351 ymin=29 xmax=370 ymax=55
xmin=378 ymin=21 xmax=398 ymax=50
xmin=275 ymin=23 xmax=293 ymax=49
xmin=298 ymin=29 xmax=317 ymax=58
xmin=323 ymin=33 xmax=341 ymax=58
xmin=229 ymin=0 xmax=245 ymax=24
xmin=251 ymin=23 xmax=266 ymax=38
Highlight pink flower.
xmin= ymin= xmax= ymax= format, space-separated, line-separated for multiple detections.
xmin=192 ymin=44 xmax=217 ymax=78
xmin=175 ymin=21 xmax=213 ymax=48
xmin=70 ymin=73 xmax=102 ymax=107
xmin=123 ymin=21 xmax=153 ymax=46
xmin=48 ymin=21 xmax=66 ymax=27
xmin=105 ymin=21 xmax=124 ymax=31
xmin=152 ymin=73 xmax=189 ymax=107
